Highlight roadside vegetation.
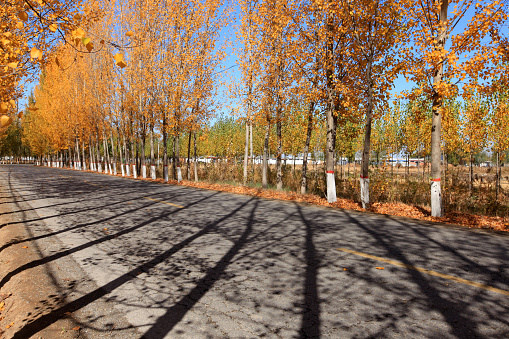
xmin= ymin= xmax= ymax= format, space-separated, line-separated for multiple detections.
xmin=1 ymin=0 xmax=508 ymax=229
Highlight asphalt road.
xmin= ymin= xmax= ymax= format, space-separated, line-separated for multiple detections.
xmin=1 ymin=164 xmax=509 ymax=338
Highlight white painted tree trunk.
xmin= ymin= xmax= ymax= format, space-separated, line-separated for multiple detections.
xmin=132 ymin=163 xmax=137 ymax=179
xmin=360 ymin=177 xmax=369 ymax=209
xmin=326 ymin=171 xmax=336 ymax=203
xmin=431 ymin=180 xmax=442 ymax=217
xmin=142 ymin=164 xmax=147 ymax=179
xmin=177 ymin=166 xmax=182 ymax=182
xmin=121 ymin=163 xmax=125 ymax=177
xmin=151 ymin=165 xmax=156 ymax=180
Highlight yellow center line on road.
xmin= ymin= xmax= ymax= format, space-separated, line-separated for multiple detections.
xmin=144 ymin=197 xmax=184 ymax=208
xmin=337 ymin=247 xmax=509 ymax=296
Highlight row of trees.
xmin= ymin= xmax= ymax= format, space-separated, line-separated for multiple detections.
xmin=3 ymin=0 xmax=509 ymax=216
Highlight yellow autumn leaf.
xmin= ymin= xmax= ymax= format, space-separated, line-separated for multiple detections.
xmin=0 ymin=115 xmax=13 ymax=128
xmin=9 ymin=100 xmax=15 ymax=108
xmin=16 ymin=21 xmax=23 ymax=29
xmin=82 ymin=37 xmax=90 ymax=45
xmin=18 ymin=11 xmax=28 ymax=22
xmin=113 ymin=53 xmax=123 ymax=63
xmin=75 ymin=27 xmax=85 ymax=38
xmin=125 ymin=31 xmax=134 ymax=37
xmin=49 ymin=23 xmax=58 ymax=32
xmin=0 ymin=103 xmax=7 ymax=114
xmin=30 ymin=47 xmax=42 ymax=60
xmin=7 ymin=62 xmax=18 ymax=69
xmin=17 ymin=111 xmax=23 ymax=119
xmin=116 ymin=60 xmax=127 ymax=68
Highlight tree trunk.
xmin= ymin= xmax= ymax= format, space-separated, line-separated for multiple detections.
xmin=163 ymin=114 xmax=168 ymax=182
xmin=175 ymin=134 xmax=182 ymax=182
xmin=360 ymin=55 xmax=374 ymax=210
xmin=325 ymin=103 xmax=337 ymax=203
xmin=194 ymin=131 xmax=198 ymax=182
xmin=131 ymin=139 xmax=137 ymax=178
xmin=103 ymin=135 xmax=110 ymax=174
xmin=122 ymin=136 xmax=127 ymax=176
xmin=430 ymin=0 xmax=448 ymax=217
xmin=187 ymin=131 xmax=192 ymax=181
xmin=469 ymin=152 xmax=473 ymax=193
xmin=243 ymin=120 xmax=250 ymax=185
xmin=262 ymin=122 xmax=270 ymax=189
xmin=150 ymin=126 xmax=156 ymax=180
xmin=89 ymin=138 xmax=95 ymax=171
xmin=79 ymin=139 xmax=84 ymax=170
xmin=75 ymin=138 xmax=81 ymax=171
xmin=276 ymin=111 xmax=283 ymax=191
xmin=496 ymin=151 xmax=501 ymax=199
xmin=141 ymin=132 xmax=147 ymax=178
xmin=96 ymin=137 xmax=102 ymax=172
xmin=250 ymin=122 xmax=253 ymax=172
xmin=110 ymin=133 xmax=117 ymax=175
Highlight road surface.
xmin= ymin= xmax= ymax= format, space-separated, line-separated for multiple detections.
xmin=1 ymin=164 xmax=508 ymax=338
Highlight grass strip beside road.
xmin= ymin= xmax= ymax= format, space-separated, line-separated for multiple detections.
xmin=337 ymin=247 xmax=509 ymax=296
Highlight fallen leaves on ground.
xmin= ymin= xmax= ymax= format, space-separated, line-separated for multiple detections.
xmin=5 ymin=322 xmax=13 ymax=329
xmin=21 ymin=246 xmax=28 ymax=249
xmin=376 ymin=267 xmax=385 ymax=270
xmin=174 ymin=180 xmax=509 ymax=232
xmin=96 ymin=170 xmax=509 ymax=232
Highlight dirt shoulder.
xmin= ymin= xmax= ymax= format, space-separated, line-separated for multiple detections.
xmin=0 ymin=188 xmax=81 ymax=338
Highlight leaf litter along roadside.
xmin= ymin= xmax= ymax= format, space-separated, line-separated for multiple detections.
xmin=0 ymin=193 xmax=82 ymax=338
xmin=105 ymin=171 xmax=508 ymax=232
